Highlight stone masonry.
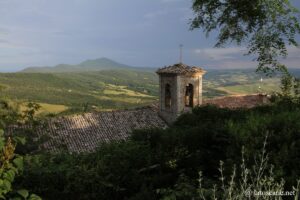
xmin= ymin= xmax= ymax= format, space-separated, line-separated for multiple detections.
xmin=156 ymin=63 xmax=206 ymax=124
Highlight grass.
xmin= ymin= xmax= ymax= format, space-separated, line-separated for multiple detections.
xmin=103 ymin=84 xmax=154 ymax=97
xmin=217 ymin=78 xmax=280 ymax=95
xmin=0 ymin=70 xmax=158 ymax=114
xmin=20 ymin=103 xmax=68 ymax=115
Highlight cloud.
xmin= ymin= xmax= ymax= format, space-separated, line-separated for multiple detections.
xmin=206 ymin=60 xmax=257 ymax=69
xmin=192 ymin=46 xmax=300 ymax=69
xmin=194 ymin=47 xmax=247 ymax=60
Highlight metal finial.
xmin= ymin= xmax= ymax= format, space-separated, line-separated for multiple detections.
xmin=179 ymin=44 xmax=183 ymax=63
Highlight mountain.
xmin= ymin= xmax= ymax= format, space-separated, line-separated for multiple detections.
xmin=21 ymin=58 xmax=139 ymax=73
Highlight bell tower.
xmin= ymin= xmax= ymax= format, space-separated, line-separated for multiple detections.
xmin=156 ymin=63 xmax=206 ymax=124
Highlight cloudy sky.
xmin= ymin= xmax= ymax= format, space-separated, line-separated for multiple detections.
xmin=0 ymin=0 xmax=300 ymax=72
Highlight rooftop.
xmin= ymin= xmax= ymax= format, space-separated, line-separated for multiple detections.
xmin=8 ymin=95 xmax=269 ymax=153
xmin=156 ymin=63 xmax=206 ymax=75
xmin=203 ymin=94 xmax=269 ymax=109
xmin=22 ymin=106 xmax=167 ymax=153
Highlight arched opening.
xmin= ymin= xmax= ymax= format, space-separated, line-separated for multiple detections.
xmin=165 ymin=84 xmax=171 ymax=109
xmin=185 ymin=84 xmax=194 ymax=107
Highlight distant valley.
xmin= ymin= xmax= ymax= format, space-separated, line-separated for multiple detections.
xmin=1 ymin=58 xmax=299 ymax=115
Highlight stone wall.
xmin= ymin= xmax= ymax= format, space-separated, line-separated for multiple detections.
xmin=158 ymin=74 xmax=204 ymax=124
xmin=158 ymin=74 xmax=179 ymax=124
xmin=177 ymin=75 xmax=203 ymax=113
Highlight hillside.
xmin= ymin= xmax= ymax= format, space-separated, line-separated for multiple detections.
xmin=0 ymin=68 xmax=289 ymax=115
xmin=0 ymin=69 xmax=158 ymax=114
xmin=21 ymin=57 xmax=143 ymax=73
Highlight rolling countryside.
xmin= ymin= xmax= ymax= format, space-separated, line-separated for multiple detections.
xmin=0 ymin=58 xmax=292 ymax=115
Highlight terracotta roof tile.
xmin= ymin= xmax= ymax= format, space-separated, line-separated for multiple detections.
xmin=15 ymin=107 xmax=168 ymax=153
xmin=203 ymin=94 xmax=269 ymax=109
xmin=156 ymin=63 xmax=206 ymax=75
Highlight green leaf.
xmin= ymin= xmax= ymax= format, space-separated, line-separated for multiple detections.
xmin=0 ymin=130 xmax=5 ymax=149
xmin=14 ymin=136 xmax=26 ymax=145
xmin=13 ymin=157 xmax=24 ymax=170
xmin=28 ymin=194 xmax=42 ymax=200
xmin=3 ymin=170 xmax=15 ymax=182
xmin=12 ymin=196 xmax=22 ymax=200
xmin=2 ymin=179 xmax=11 ymax=192
xmin=17 ymin=189 xmax=29 ymax=199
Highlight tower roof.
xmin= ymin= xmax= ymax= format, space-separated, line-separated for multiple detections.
xmin=156 ymin=63 xmax=206 ymax=75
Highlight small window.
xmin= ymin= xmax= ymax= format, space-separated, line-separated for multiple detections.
xmin=165 ymin=84 xmax=171 ymax=109
xmin=185 ymin=84 xmax=193 ymax=107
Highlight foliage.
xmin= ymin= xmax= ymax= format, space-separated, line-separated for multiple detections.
xmin=280 ymin=71 xmax=294 ymax=96
xmin=0 ymin=98 xmax=46 ymax=154
xmin=0 ymin=100 xmax=20 ymax=130
xmin=0 ymin=97 xmax=42 ymax=199
xmin=270 ymin=69 xmax=300 ymax=102
xmin=191 ymin=0 xmax=300 ymax=74
xmin=0 ymin=131 xmax=42 ymax=200
xmin=16 ymin=101 xmax=300 ymax=199
xmin=160 ymin=140 xmax=300 ymax=200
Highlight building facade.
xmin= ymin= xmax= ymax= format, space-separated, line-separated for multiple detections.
xmin=156 ymin=63 xmax=206 ymax=124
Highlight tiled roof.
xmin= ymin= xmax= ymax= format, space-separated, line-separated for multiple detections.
xmin=8 ymin=95 xmax=268 ymax=153
xmin=31 ymin=107 xmax=167 ymax=153
xmin=203 ymin=94 xmax=269 ymax=109
xmin=156 ymin=63 xmax=206 ymax=75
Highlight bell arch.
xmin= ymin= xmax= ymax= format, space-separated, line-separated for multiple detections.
xmin=165 ymin=83 xmax=171 ymax=109
xmin=185 ymin=84 xmax=194 ymax=107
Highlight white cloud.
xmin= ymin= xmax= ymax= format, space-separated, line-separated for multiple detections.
xmin=206 ymin=60 xmax=257 ymax=69
xmin=194 ymin=47 xmax=247 ymax=60
xmin=192 ymin=46 xmax=300 ymax=69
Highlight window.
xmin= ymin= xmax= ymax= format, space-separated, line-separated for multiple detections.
xmin=185 ymin=84 xmax=193 ymax=107
xmin=165 ymin=84 xmax=171 ymax=109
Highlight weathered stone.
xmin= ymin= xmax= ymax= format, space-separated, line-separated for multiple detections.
xmin=156 ymin=63 xmax=206 ymax=124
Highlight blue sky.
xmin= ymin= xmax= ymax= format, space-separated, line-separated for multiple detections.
xmin=0 ymin=0 xmax=299 ymax=72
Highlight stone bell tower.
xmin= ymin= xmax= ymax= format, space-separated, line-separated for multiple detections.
xmin=156 ymin=63 xmax=206 ymax=124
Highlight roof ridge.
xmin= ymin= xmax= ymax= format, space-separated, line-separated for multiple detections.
xmin=156 ymin=63 xmax=206 ymax=75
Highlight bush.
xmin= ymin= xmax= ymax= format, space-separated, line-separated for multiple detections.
xmin=16 ymin=102 xmax=300 ymax=199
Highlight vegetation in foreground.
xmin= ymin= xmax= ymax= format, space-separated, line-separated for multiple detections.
xmin=8 ymin=97 xmax=298 ymax=200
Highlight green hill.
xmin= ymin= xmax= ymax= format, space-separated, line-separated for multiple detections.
xmin=0 ymin=69 xmax=159 ymax=114
xmin=21 ymin=57 xmax=142 ymax=73
xmin=1 ymin=68 xmax=294 ymax=115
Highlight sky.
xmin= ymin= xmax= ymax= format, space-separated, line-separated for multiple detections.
xmin=0 ymin=0 xmax=300 ymax=72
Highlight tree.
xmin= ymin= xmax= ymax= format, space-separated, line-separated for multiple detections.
xmin=0 ymin=131 xmax=42 ymax=200
xmin=190 ymin=0 xmax=300 ymax=74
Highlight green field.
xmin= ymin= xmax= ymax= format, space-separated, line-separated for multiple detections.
xmin=19 ymin=102 xmax=68 ymax=115
xmin=216 ymin=78 xmax=280 ymax=95
xmin=0 ymin=68 xmax=291 ymax=115
xmin=0 ymin=70 xmax=158 ymax=114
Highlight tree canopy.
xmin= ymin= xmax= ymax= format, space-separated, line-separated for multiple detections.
xmin=191 ymin=0 xmax=300 ymax=74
